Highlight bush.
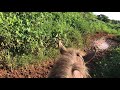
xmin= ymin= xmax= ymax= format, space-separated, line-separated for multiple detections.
xmin=91 ymin=47 xmax=120 ymax=78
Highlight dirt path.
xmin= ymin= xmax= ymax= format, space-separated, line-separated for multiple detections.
xmin=0 ymin=59 xmax=56 ymax=78
xmin=85 ymin=32 xmax=120 ymax=77
xmin=0 ymin=32 xmax=119 ymax=78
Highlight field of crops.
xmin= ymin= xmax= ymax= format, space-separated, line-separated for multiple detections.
xmin=0 ymin=12 xmax=120 ymax=78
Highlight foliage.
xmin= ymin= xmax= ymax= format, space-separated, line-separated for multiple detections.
xmin=97 ymin=14 xmax=110 ymax=23
xmin=0 ymin=12 xmax=120 ymax=69
xmin=91 ymin=47 xmax=120 ymax=78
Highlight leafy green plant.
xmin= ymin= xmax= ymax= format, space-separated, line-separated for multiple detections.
xmin=0 ymin=12 xmax=119 ymax=69
xmin=91 ymin=47 xmax=120 ymax=78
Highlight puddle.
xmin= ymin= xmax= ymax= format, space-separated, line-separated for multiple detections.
xmin=96 ymin=42 xmax=109 ymax=50
xmin=94 ymin=38 xmax=110 ymax=50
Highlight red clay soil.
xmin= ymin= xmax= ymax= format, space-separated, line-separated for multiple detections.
xmin=0 ymin=32 xmax=119 ymax=78
xmin=84 ymin=32 xmax=117 ymax=49
xmin=0 ymin=60 xmax=56 ymax=78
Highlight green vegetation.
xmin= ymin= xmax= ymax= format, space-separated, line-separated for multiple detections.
xmin=91 ymin=47 xmax=120 ymax=78
xmin=97 ymin=14 xmax=120 ymax=35
xmin=0 ymin=12 xmax=120 ymax=74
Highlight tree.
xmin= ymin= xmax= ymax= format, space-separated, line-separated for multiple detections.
xmin=97 ymin=14 xmax=110 ymax=23
xmin=111 ymin=20 xmax=120 ymax=24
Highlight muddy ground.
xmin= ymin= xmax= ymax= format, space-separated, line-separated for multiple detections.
xmin=0 ymin=32 xmax=119 ymax=78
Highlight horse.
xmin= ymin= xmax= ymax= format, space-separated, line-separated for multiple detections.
xmin=48 ymin=41 xmax=95 ymax=78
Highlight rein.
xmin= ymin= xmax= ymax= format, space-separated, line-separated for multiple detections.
xmin=85 ymin=47 xmax=97 ymax=64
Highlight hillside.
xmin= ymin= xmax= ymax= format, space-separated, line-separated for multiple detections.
xmin=0 ymin=12 xmax=120 ymax=78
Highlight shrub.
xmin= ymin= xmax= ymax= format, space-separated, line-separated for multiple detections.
xmin=91 ymin=47 xmax=120 ymax=78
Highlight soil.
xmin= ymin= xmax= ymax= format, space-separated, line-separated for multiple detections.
xmin=0 ymin=32 xmax=119 ymax=78
xmin=0 ymin=59 xmax=56 ymax=78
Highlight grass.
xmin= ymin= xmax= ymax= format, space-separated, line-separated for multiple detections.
xmin=90 ymin=47 xmax=120 ymax=78
xmin=0 ymin=12 xmax=120 ymax=70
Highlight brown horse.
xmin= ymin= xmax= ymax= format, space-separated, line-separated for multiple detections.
xmin=48 ymin=41 xmax=94 ymax=78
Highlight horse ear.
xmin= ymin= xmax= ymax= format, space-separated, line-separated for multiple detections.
xmin=79 ymin=50 xmax=87 ymax=57
xmin=83 ymin=51 xmax=96 ymax=63
xmin=59 ymin=40 xmax=67 ymax=54
xmin=83 ymin=47 xmax=97 ymax=63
